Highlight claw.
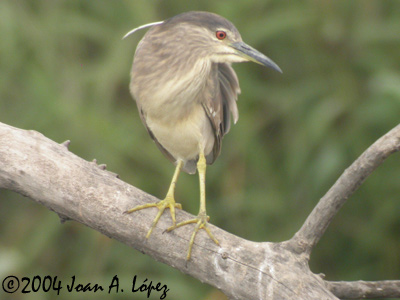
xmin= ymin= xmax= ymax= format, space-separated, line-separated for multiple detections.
xmin=167 ymin=214 xmax=219 ymax=260
xmin=125 ymin=196 xmax=182 ymax=238
xmin=125 ymin=161 xmax=184 ymax=239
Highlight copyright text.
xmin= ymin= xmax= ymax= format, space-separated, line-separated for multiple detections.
xmin=2 ymin=275 xmax=169 ymax=299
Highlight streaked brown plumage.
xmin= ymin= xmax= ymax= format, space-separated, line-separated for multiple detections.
xmin=125 ymin=11 xmax=281 ymax=260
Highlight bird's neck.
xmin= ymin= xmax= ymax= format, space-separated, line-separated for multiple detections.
xmin=148 ymin=59 xmax=215 ymax=121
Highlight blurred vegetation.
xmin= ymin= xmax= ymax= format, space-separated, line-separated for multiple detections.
xmin=0 ymin=0 xmax=399 ymax=299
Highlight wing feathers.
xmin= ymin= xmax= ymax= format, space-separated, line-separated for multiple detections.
xmin=202 ymin=63 xmax=240 ymax=165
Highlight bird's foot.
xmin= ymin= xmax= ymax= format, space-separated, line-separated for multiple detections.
xmin=125 ymin=195 xmax=182 ymax=238
xmin=167 ymin=212 xmax=219 ymax=260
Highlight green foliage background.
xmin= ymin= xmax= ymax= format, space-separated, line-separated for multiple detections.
xmin=0 ymin=1 xmax=399 ymax=299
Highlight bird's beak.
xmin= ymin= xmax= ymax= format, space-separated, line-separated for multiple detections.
xmin=230 ymin=41 xmax=282 ymax=73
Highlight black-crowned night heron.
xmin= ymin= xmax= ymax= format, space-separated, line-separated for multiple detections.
xmin=124 ymin=11 xmax=281 ymax=260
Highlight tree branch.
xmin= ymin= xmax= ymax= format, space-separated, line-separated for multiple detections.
xmin=291 ymin=124 xmax=400 ymax=255
xmin=1 ymin=121 xmax=399 ymax=300
xmin=326 ymin=280 xmax=400 ymax=299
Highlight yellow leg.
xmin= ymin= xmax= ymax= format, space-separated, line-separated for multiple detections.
xmin=125 ymin=160 xmax=183 ymax=238
xmin=167 ymin=151 xmax=219 ymax=260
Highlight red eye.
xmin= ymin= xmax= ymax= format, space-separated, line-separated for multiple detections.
xmin=216 ymin=31 xmax=226 ymax=40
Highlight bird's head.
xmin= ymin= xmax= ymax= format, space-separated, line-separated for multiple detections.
xmin=124 ymin=11 xmax=282 ymax=73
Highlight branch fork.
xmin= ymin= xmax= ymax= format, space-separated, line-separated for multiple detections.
xmin=1 ymin=122 xmax=399 ymax=299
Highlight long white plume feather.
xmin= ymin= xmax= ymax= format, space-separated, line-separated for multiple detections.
xmin=122 ymin=21 xmax=164 ymax=39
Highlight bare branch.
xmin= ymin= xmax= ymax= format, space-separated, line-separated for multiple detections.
xmin=326 ymin=280 xmax=400 ymax=299
xmin=1 ymin=121 xmax=399 ymax=300
xmin=0 ymin=121 xmax=336 ymax=300
xmin=290 ymin=124 xmax=400 ymax=255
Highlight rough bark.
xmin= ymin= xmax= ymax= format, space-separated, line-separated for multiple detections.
xmin=0 ymin=121 xmax=399 ymax=300
xmin=326 ymin=281 xmax=400 ymax=299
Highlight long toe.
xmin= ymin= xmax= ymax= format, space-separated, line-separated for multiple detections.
xmin=125 ymin=196 xmax=182 ymax=239
xmin=167 ymin=214 xmax=219 ymax=260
